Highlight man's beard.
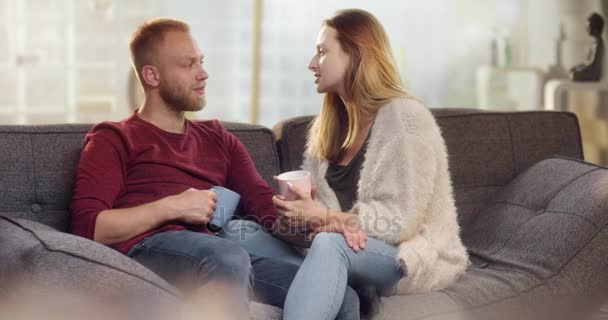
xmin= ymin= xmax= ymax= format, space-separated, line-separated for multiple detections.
xmin=159 ymin=81 xmax=206 ymax=112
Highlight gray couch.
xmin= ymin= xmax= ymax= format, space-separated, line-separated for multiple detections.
xmin=1 ymin=109 xmax=607 ymax=319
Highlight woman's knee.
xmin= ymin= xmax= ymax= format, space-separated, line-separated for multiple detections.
xmin=310 ymin=232 xmax=348 ymax=253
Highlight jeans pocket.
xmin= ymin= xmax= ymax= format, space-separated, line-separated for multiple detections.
xmin=127 ymin=242 xmax=144 ymax=257
xmin=127 ymin=234 xmax=158 ymax=257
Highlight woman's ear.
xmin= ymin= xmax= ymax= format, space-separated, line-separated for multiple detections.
xmin=141 ymin=65 xmax=160 ymax=88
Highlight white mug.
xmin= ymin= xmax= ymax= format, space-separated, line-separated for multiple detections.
xmin=277 ymin=170 xmax=312 ymax=201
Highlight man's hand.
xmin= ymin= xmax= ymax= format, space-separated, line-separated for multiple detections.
xmin=165 ymin=188 xmax=217 ymax=225
xmin=93 ymin=187 xmax=218 ymax=245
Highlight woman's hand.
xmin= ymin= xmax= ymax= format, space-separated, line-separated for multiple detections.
xmin=307 ymin=212 xmax=368 ymax=252
xmin=271 ymin=177 xmax=367 ymax=251
xmin=272 ymin=182 xmax=328 ymax=228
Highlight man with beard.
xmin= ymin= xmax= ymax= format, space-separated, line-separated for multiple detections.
xmin=69 ymin=18 xmax=359 ymax=319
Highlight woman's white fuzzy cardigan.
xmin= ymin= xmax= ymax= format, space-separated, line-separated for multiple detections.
xmin=302 ymin=97 xmax=469 ymax=294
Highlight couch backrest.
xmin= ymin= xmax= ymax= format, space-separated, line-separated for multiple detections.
xmin=0 ymin=122 xmax=279 ymax=232
xmin=273 ymin=109 xmax=584 ymax=230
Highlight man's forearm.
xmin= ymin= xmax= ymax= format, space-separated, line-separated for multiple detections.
xmin=94 ymin=197 xmax=175 ymax=245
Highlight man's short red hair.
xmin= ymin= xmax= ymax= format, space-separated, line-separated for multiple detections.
xmin=129 ymin=18 xmax=190 ymax=84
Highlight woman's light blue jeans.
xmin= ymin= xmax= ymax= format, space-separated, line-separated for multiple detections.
xmin=220 ymin=220 xmax=403 ymax=320
xmin=220 ymin=220 xmax=362 ymax=320
xmin=284 ymin=232 xmax=404 ymax=320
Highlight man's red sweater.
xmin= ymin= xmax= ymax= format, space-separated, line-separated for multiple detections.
xmin=69 ymin=112 xmax=277 ymax=254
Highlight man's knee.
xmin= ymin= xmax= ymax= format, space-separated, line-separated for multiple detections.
xmin=227 ymin=219 xmax=262 ymax=229
xmin=224 ymin=219 xmax=266 ymax=239
xmin=225 ymin=219 xmax=266 ymax=232
xmin=209 ymin=240 xmax=250 ymax=270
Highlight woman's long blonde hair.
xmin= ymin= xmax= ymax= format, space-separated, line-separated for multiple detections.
xmin=309 ymin=9 xmax=407 ymax=162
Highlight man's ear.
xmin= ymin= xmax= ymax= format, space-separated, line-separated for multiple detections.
xmin=141 ymin=65 xmax=160 ymax=87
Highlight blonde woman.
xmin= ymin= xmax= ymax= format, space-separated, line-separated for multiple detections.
xmin=272 ymin=9 xmax=469 ymax=320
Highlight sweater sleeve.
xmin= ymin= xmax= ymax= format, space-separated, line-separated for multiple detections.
xmin=221 ymin=126 xmax=277 ymax=229
xmin=69 ymin=126 xmax=128 ymax=240
xmin=352 ymin=101 xmax=442 ymax=244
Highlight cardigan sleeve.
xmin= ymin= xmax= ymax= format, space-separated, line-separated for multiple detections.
xmin=352 ymin=101 xmax=444 ymax=245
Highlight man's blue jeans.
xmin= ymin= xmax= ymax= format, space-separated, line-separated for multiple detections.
xmin=127 ymin=227 xmax=360 ymax=319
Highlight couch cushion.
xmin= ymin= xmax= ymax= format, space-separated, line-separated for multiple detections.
xmin=0 ymin=125 xmax=93 ymax=232
xmin=373 ymin=157 xmax=608 ymax=320
xmin=0 ymin=216 xmax=180 ymax=318
xmin=0 ymin=122 xmax=279 ymax=232
xmin=447 ymin=157 xmax=607 ymax=317
xmin=0 ymin=216 xmax=286 ymax=319
xmin=462 ymin=158 xmax=608 ymax=281
xmin=439 ymin=110 xmax=583 ymax=230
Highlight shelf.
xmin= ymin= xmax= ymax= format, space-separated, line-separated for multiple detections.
xmin=544 ymin=79 xmax=608 ymax=111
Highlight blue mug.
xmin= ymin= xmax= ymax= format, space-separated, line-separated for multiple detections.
xmin=208 ymin=186 xmax=241 ymax=231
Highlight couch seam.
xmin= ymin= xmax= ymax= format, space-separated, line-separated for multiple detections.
xmin=262 ymin=129 xmax=280 ymax=175
xmin=552 ymin=155 xmax=607 ymax=169
xmin=540 ymin=219 xmax=608 ymax=282
xmin=478 ymin=202 xmax=597 ymax=228
xmin=569 ymin=113 xmax=585 ymax=158
xmin=28 ymin=134 xmax=39 ymax=208
xmin=506 ymin=115 xmax=518 ymax=179
xmin=484 ymin=211 xmax=540 ymax=257
xmin=493 ymin=164 xmax=599 ymax=209
xmin=0 ymin=129 xmax=92 ymax=134
xmin=545 ymin=210 xmax=599 ymax=229
xmin=544 ymin=168 xmax=601 ymax=204
xmin=492 ymin=200 xmax=536 ymax=211
xmin=433 ymin=110 xmax=577 ymax=120
xmin=280 ymin=120 xmax=312 ymax=172
xmin=453 ymin=184 xmax=505 ymax=188
xmin=293 ymin=121 xmax=311 ymax=169
xmin=281 ymin=122 xmax=293 ymax=172
xmin=283 ymin=122 xmax=297 ymax=168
